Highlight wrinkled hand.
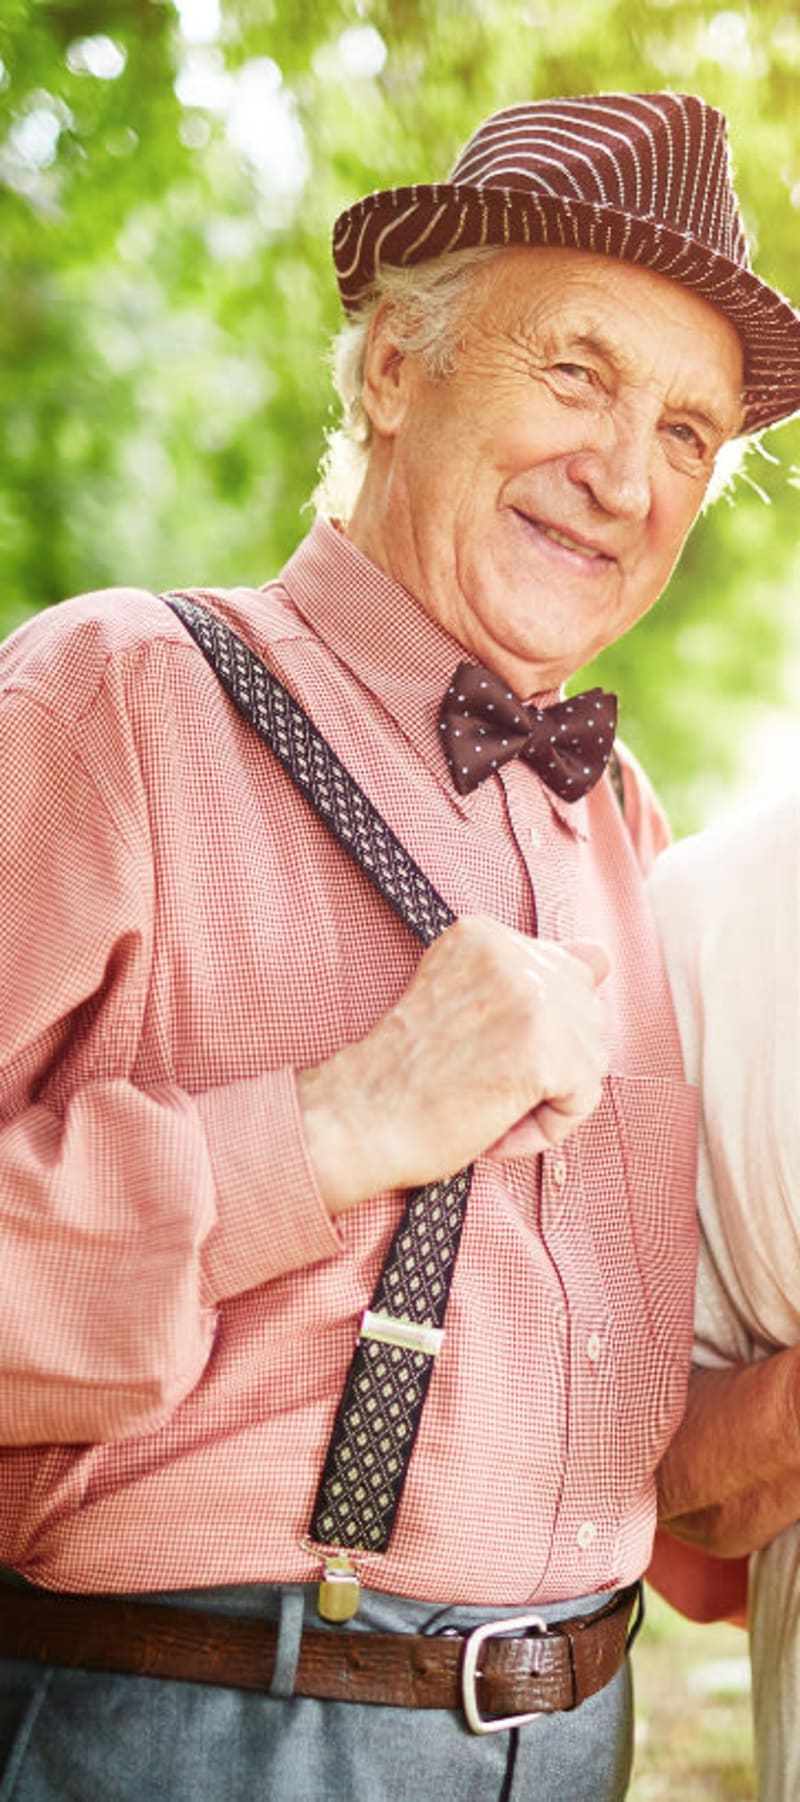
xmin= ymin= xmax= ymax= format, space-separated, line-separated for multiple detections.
xmin=298 ymin=915 xmax=610 ymax=1216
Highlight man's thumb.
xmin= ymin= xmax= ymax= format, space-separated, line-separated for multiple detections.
xmin=563 ymin=939 xmax=612 ymax=987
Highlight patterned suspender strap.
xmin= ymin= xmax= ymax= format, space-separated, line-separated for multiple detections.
xmin=164 ymin=590 xmax=473 ymax=1565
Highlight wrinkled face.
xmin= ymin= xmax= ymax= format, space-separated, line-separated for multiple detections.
xmin=351 ymin=245 xmax=744 ymax=695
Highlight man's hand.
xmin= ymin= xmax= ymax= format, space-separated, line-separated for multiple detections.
xmin=657 ymin=1353 xmax=800 ymax=1558
xmin=297 ymin=915 xmax=610 ymax=1216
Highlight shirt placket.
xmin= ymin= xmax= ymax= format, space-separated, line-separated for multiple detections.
xmin=502 ymin=765 xmax=619 ymax=1586
xmin=539 ymin=1144 xmax=619 ymax=1588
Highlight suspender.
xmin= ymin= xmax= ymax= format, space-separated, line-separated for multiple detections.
xmin=164 ymin=590 xmax=474 ymax=1611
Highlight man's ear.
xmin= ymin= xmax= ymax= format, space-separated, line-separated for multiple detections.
xmin=361 ymin=302 xmax=415 ymax=437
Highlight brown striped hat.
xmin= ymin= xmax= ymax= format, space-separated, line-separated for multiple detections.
xmin=332 ymin=91 xmax=800 ymax=435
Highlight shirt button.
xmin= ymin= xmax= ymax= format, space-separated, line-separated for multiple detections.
xmin=577 ymin=1521 xmax=597 ymax=1551
xmin=553 ymin=1156 xmax=567 ymax=1187
xmin=587 ymin=1332 xmax=602 ymax=1363
xmin=529 ymin=826 xmax=542 ymax=849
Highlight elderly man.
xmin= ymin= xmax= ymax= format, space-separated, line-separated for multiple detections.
xmin=650 ymin=790 xmax=800 ymax=1801
xmin=0 ymin=91 xmax=798 ymax=1802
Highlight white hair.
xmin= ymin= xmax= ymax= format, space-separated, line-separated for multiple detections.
xmin=312 ymin=247 xmax=749 ymax=518
xmin=312 ymin=248 xmax=502 ymax=519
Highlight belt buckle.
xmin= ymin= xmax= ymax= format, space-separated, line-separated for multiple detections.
xmin=460 ymin=1613 xmax=548 ymax=1735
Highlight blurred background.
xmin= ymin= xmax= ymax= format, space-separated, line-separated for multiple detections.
xmin=1 ymin=0 xmax=799 ymax=832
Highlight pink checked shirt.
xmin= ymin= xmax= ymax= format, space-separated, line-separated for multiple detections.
xmin=0 ymin=518 xmax=697 ymax=1604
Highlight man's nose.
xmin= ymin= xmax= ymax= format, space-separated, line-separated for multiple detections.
xmin=566 ymin=421 xmax=653 ymax=521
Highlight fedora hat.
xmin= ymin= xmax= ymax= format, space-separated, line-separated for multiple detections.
xmin=332 ymin=91 xmax=800 ymax=435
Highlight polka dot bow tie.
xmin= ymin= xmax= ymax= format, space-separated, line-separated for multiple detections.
xmin=440 ymin=662 xmax=618 ymax=800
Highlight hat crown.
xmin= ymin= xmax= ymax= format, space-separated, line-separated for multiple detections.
xmin=449 ymin=92 xmax=750 ymax=269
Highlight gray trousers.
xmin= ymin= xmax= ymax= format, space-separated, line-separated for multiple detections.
xmin=0 ymin=1579 xmax=635 ymax=1802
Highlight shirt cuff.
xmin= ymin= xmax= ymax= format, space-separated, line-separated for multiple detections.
xmin=196 ymin=1066 xmax=343 ymax=1302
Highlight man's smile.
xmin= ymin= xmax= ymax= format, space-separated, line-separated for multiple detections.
xmin=512 ymin=508 xmax=616 ymax=567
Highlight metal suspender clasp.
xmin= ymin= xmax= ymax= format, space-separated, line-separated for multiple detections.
xmin=316 ymin=1553 xmax=361 ymax=1624
xmin=358 ymin=1309 xmax=445 ymax=1359
xmin=301 ymin=1539 xmax=363 ymax=1623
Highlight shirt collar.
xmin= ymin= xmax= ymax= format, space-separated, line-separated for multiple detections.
xmin=278 ymin=517 xmax=589 ymax=838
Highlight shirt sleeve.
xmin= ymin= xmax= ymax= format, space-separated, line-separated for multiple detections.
xmin=647 ymin=795 xmax=800 ymax=1366
xmin=0 ymin=680 xmax=339 ymax=1448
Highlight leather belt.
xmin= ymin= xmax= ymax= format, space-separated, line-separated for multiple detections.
xmin=0 ymin=1582 xmax=641 ymax=1735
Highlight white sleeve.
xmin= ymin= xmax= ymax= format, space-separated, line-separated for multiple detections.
xmin=647 ymin=791 xmax=800 ymax=1366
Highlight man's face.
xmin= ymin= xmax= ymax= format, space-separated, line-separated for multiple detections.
xmin=352 ymin=245 xmax=744 ymax=695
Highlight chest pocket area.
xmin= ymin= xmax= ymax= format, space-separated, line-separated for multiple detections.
xmin=606 ymin=1073 xmax=698 ymax=1359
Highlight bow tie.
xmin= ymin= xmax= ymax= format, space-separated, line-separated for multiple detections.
xmin=440 ymin=662 xmax=618 ymax=800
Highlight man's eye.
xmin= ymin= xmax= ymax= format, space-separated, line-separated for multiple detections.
xmin=666 ymin=421 xmax=703 ymax=451
xmin=554 ymin=362 xmax=595 ymax=384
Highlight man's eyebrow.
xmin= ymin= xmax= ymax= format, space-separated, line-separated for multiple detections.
xmin=557 ymin=328 xmax=744 ymax=440
xmin=554 ymin=329 xmax=621 ymax=367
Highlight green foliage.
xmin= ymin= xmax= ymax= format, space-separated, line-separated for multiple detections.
xmin=632 ymin=1589 xmax=754 ymax=1799
xmin=2 ymin=0 xmax=799 ymax=826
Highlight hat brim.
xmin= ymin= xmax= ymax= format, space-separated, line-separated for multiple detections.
xmin=333 ymin=183 xmax=800 ymax=434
